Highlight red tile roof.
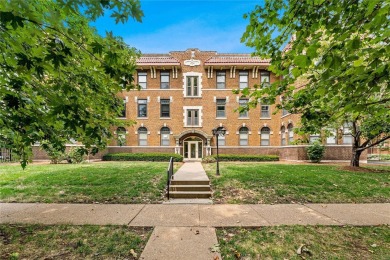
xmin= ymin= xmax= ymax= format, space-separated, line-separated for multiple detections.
xmin=205 ymin=54 xmax=270 ymax=65
xmin=137 ymin=55 xmax=180 ymax=65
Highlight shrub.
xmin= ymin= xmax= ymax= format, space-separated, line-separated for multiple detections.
xmin=40 ymin=142 xmax=65 ymax=164
xmin=66 ymin=147 xmax=85 ymax=164
xmin=306 ymin=141 xmax=326 ymax=163
xmin=202 ymin=156 xmax=216 ymax=163
xmin=208 ymin=154 xmax=279 ymax=162
xmin=102 ymin=153 xmax=183 ymax=162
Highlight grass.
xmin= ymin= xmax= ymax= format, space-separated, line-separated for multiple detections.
xmin=217 ymin=226 xmax=390 ymax=259
xmin=0 ymin=224 xmax=151 ymax=259
xmin=204 ymin=162 xmax=390 ymax=204
xmin=0 ymin=161 xmax=178 ymax=203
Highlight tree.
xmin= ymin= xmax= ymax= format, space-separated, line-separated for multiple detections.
xmin=241 ymin=0 xmax=390 ymax=167
xmin=0 ymin=0 xmax=143 ymax=167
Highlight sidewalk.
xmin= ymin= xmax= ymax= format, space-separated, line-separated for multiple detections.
xmin=2 ymin=203 xmax=389 ymax=260
xmin=1 ymin=203 xmax=389 ymax=226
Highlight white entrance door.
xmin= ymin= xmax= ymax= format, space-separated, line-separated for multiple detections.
xmin=184 ymin=141 xmax=203 ymax=159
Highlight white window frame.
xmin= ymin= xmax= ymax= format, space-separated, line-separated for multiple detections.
xmin=260 ymin=127 xmax=270 ymax=146
xmin=160 ymin=127 xmax=170 ymax=146
xmin=239 ymin=127 xmax=249 ymax=146
xmin=160 ymin=71 xmax=170 ymax=89
xmin=239 ymin=71 xmax=249 ymax=89
xmin=138 ymin=127 xmax=148 ymax=146
xmin=216 ymin=98 xmax=226 ymax=118
xmin=183 ymin=106 xmax=203 ymax=127
xmin=216 ymin=71 xmax=226 ymax=89
xmin=239 ymin=99 xmax=249 ymax=118
xmin=138 ymin=71 xmax=147 ymax=89
xmin=183 ymin=72 xmax=203 ymax=97
xmin=260 ymin=105 xmax=270 ymax=118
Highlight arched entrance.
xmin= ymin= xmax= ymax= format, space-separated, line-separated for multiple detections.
xmin=174 ymin=130 xmax=213 ymax=160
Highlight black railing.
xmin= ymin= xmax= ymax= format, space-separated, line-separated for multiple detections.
xmin=0 ymin=148 xmax=14 ymax=163
xmin=166 ymin=157 xmax=174 ymax=199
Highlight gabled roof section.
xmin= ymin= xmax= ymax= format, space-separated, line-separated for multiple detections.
xmin=204 ymin=54 xmax=270 ymax=65
xmin=137 ymin=54 xmax=180 ymax=66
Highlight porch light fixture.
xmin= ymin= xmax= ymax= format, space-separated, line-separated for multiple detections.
xmin=212 ymin=127 xmax=226 ymax=176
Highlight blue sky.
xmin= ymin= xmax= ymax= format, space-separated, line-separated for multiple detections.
xmin=93 ymin=0 xmax=262 ymax=54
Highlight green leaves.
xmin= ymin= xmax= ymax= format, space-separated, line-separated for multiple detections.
xmin=0 ymin=0 xmax=142 ymax=167
xmin=240 ymin=0 xmax=390 ymax=162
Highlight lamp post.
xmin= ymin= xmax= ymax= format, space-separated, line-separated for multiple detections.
xmin=212 ymin=127 xmax=226 ymax=176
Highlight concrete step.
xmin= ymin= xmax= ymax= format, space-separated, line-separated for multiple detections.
xmin=169 ymin=191 xmax=212 ymax=199
xmin=163 ymin=199 xmax=213 ymax=204
xmin=169 ymin=185 xmax=211 ymax=192
xmin=171 ymin=180 xmax=210 ymax=185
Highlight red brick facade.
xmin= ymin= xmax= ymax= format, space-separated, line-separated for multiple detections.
xmin=108 ymin=48 xmax=362 ymax=161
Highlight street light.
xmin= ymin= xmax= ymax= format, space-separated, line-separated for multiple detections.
xmin=212 ymin=127 xmax=226 ymax=176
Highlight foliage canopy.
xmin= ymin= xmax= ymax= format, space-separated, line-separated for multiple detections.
xmin=0 ymin=0 xmax=143 ymax=167
xmin=241 ymin=0 xmax=390 ymax=166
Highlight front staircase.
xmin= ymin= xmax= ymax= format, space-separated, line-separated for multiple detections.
xmin=169 ymin=179 xmax=212 ymax=199
xmin=167 ymin=162 xmax=212 ymax=200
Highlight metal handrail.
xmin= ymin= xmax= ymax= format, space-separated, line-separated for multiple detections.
xmin=166 ymin=157 xmax=174 ymax=199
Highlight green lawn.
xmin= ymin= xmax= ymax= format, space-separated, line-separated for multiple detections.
xmin=204 ymin=163 xmax=390 ymax=204
xmin=0 ymin=162 xmax=173 ymax=203
xmin=0 ymin=224 xmax=151 ymax=259
xmin=217 ymin=226 xmax=390 ymax=259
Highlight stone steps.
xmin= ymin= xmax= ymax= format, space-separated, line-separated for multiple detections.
xmin=169 ymin=185 xmax=211 ymax=192
xmin=169 ymin=191 xmax=212 ymax=199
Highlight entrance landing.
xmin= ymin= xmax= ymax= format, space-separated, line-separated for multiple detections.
xmin=173 ymin=162 xmax=209 ymax=182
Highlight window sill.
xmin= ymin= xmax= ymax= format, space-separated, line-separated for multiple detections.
xmin=216 ymin=117 xmax=227 ymax=120
xmin=184 ymin=126 xmax=202 ymax=128
xmin=281 ymin=114 xmax=291 ymax=118
xmin=137 ymin=117 xmax=148 ymax=119
xmin=116 ymin=117 xmax=127 ymax=119
xmin=238 ymin=117 xmax=250 ymax=120
xmin=160 ymin=117 xmax=171 ymax=120
xmin=184 ymin=96 xmax=202 ymax=98
xmin=260 ymin=117 xmax=272 ymax=120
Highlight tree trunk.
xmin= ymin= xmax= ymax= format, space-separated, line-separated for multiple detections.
xmin=351 ymin=146 xmax=362 ymax=167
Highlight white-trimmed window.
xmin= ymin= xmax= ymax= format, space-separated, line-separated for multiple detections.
xmin=343 ymin=122 xmax=353 ymax=144
xmin=187 ymin=109 xmax=199 ymax=126
xmin=287 ymin=123 xmax=294 ymax=144
xmin=138 ymin=72 xmax=147 ymax=89
xmin=116 ymin=127 xmax=126 ymax=146
xmin=160 ymin=127 xmax=170 ymax=146
xmin=239 ymin=99 xmax=249 ymax=118
xmin=137 ymin=99 xmax=147 ymax=118
xmin=309 ymin=134 xmax=321 ymax=143
xmin=138 ymin=127 xmax=148 ymax=146
xmin=281 ymin=126 xmax=286 ymax=146
xmin=216 ymin=71 xmax=226 ymax=89
xmin=186 ymin=76 xmax=199 ymax=96
xmin=239 ymin=126 xmax=249 ymax=146
xmin=260 ymin=105 xmax=270 ymax=118
xmin=260 ymin=127 xmax=270 ymax=146
xmin=160 ymin=71 xmax=170 ymax=89
xmin=216 ymin=98 xmax=226 ymax=118
xmin=260 ymin=71 xmax=270 ymax=87
xmin=326 ymin=129 xmax=337 ymax=144
xmin=160 ymin=99 xmax=170 ymax=118
xmin=239 ymin=71 xmax=248 ymax=89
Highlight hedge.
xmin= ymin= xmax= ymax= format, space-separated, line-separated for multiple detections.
xmin=208 ymin=154 xmax=279 ymax=162
xmin=102 ymin=153 xmax=183 ymax=162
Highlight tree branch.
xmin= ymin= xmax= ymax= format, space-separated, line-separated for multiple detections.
xmin=357 ymin=135 xmax=390 ymax=151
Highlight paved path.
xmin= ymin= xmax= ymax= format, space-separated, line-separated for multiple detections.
xmin=2 ymin=203 xmax=389 ymax=260
xmin=1 ymin=203 xmax=389 ymax=226
xmin=172 ymin=161 xmax=209 ymax=181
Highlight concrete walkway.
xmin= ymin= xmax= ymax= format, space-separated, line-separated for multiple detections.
xmin=172 ymin=161 xmax=209 ymax=181
xmin=2 ymin=203 xmax=389 ymax=260
xmin=1 ymin=203 xmax=389 ymax=226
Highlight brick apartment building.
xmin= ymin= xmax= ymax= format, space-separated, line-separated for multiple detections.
xmin=108 ymin=48 xmax=356 ymax=161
